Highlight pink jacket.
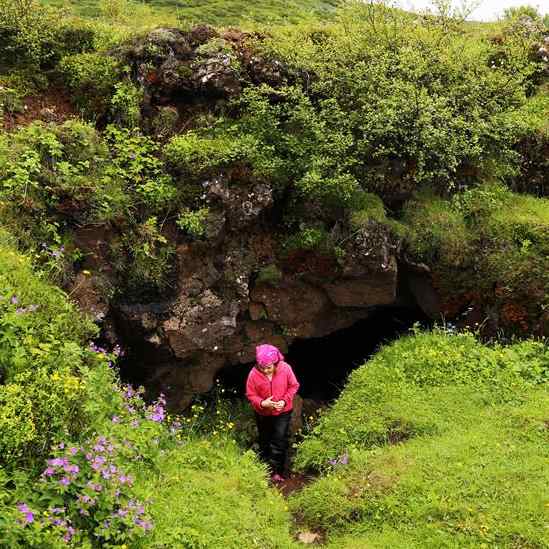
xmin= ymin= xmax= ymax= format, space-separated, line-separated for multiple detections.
xmin=245 ymin=361 xmax=300 ymax=416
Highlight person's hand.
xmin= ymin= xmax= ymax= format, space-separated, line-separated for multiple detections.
xmin=261 ymin=397 xmax=276 ymax=409
xmin=273 ymin=400 xmax=285 ymax=410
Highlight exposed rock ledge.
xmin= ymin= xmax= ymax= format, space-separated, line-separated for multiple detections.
xmin=70 ymin=179 xmax=440 ymax=410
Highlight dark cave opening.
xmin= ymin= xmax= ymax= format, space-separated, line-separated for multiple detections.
xmin=217 ymin=305 xmax=431 ymax=402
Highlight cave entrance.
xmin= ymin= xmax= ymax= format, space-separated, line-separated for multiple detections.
xmin=218 ymin=305 xmax=431 ymax=402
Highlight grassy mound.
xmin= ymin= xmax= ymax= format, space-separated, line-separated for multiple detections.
xmin=291 ymin=330 xmax=548 ymax=547
xmin=133 ymin=439 xmax=297 ymax=548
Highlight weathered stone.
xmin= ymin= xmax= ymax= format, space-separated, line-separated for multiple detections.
xmin=289 ymin=394 xmax=303 ymax=436
xmin=205 ymin=179 xmax=273 ymax=229
xmin=251 ymin=280 xmax=332 ymax=338
xmin=323 ymin=259 xmax=397 ymax=308
xmin=70 ymin=273 xmax=110 ymax=320
xmin=405 ymin=271 xmax=442 ymax=320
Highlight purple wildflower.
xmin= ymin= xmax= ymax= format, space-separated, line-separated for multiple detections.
xmin=111 ymin=415 xmax=120 ymax=424
xmin=135 ymin=518 xmax=153 ymax=530
xmin=63 ymin=526 xmax=75 ymax=542
xmin=59 ymin=477 xmax=70 ymax=486
xmin=17 ymin=503 xmax=34 ymax=524
xmin=42 ymin=466 xmax=55 ymax=477
xmin=68 ymin=447 xmax=79 ymax=456
xmin=10 ymin=295 xmax=18 ymax=305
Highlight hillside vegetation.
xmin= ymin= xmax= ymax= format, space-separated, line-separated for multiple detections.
xmin=0 ymin=0 xmax=547 ymax=547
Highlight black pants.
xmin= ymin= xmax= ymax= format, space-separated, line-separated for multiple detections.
xmin=255 ymin=411 xmax=292 ymax=475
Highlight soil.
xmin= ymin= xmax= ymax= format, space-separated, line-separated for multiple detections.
xmin=3 ymin=88 xmax=76 ymax=131
xmin=275 ymin=471 xmax=316 ymax=497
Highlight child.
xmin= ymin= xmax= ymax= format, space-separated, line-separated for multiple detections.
xmin=245 ymin=343 xmax=300 ymax=483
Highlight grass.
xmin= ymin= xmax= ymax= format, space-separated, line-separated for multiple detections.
xmin=40 ymin=0 xmax=340 ymax=26
xmin=133 ymin=438 xmax=298 ymax=548
xmin=290 ymin=330 xmax=549 ymax=547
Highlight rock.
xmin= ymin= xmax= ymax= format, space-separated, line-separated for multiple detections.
xmin=403 ymin=270 xmax=441 ymax=319
xmin=297 ymin=531 xmax=321 ymax=544
xmin=251 ymin=279 xmax=332 ymax=338
xmin=70 ymin=273 xmax=110 ymax=320
xmin=323 ymin=256 xmax=397 ymax=307
xmin=249 ymin=301 xmax=266 ymax=320
xmin=205 ymin=179 xmax=273 ymax=229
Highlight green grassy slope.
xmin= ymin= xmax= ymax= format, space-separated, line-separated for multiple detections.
xmin=41 ymin=0 xmax=340 ymax=25
xmin=291 ymin=331 xmax=549 ymax=547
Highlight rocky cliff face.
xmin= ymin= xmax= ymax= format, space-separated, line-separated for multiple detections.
xmin=70 ymin=170 xmax=437 ymax=409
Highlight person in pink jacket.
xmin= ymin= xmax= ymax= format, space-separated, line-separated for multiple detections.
xmin=246 ymin=343 xmax=300 ymax=483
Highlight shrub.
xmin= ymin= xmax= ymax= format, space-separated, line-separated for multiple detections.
xmin=104 ymin=125 xmax=176 ymax=213
xmin=164 ymin=131 xmax=265 ymax=181
xmin=110 ymin=80 xmax=143 ymax=128
xmin=176 ymin=207 xmax=210 ymax=239
xmin=122 ymin=217 xmax=175 ymax=294
xmin=255 ymin=263 xmax=283 ymax=286
xmin=59 ymin=52 xmax=121 ymax=119
xmin=0 ymin=234 xmax=101 ymax=467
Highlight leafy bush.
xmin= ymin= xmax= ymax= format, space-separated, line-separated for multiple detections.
xmin=164 ymin=131 xmax=266 ymax=181
xmin=121 ymin=217 xmax=175 ymax=295
xmin=110 ymin=80 xmax=143 ymax=128
xmin=176 ymin=207 xmax=209 ymax=239
xmin=59 ymin=52 xmax=121 ymax=118
xmin=0 ymin=234 xmax=100 ymax=466
xmin=402 ymin=184 xmax=549 ymax=333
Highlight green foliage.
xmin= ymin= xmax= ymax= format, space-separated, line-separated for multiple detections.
xmin=59 ymin=52 xmax=121 ymax=118
xmin=292 ymin=386 xmax=548 ymax=547
xmin=284 ymin=225 xmax=329 ymax=252
xmin=295 ymin=328 xmax=548 ymax=471
xmin=122 ymin=216 xmax=175 ymax=294
xmin=103 ymin=126 xmax=176 ymax=213
xmin=0 ymin=235 xmax=102 ymax=467
xmin=0 ymin=0 xmax=96 ymax=92
xmin=176 ymin=207 xmax=209 ymax=239
xmin=110 ymin=80 xmax=143 ymax=128
xmin=164 ymin=131 xmax=267 ymax=182
xmin=255 ymin=263 xmax=283 ymax=286
xmin=0 ymin=120 xmax=108 ymax=253
xmin=402 ymin=184 xmax=549 ymax=331
xmin=0 ymin=85 xmax=24 ymax=118
xmin=42 ymin=0 xmax=339 ymax=27
xmin=255 ymin=4 xmax=538 ymax=200
xmin=503 ymin=5 xmax=544 ymax=21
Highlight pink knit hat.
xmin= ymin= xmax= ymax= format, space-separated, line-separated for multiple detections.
xmin=255 ymin=343 xmax=284 ymax=367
